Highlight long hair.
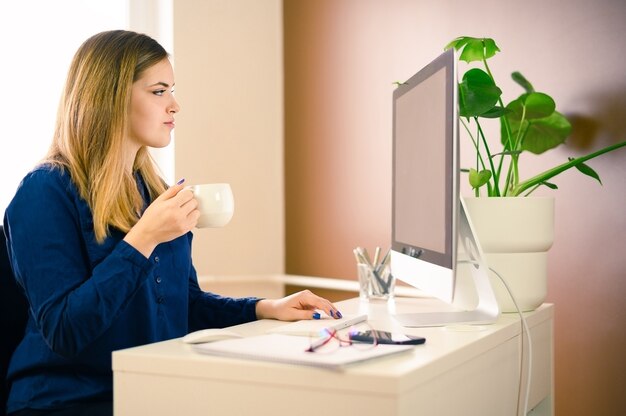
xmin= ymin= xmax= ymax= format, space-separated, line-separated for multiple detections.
xmin=46 ymin=30 xmax=169 ymax=243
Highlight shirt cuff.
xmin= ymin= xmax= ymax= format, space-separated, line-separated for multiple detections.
xmin=116 ymin=239 xmax=154 ymax=270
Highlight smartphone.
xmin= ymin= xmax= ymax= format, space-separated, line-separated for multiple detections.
xmin=351 ymin=330 xmax=426 ymax=345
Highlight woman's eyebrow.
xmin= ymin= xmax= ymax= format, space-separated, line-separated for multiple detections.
xmin=147 ymin=81 xmax=172 ymax=88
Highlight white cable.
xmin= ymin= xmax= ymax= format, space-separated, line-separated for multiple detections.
xmin=459 ymin=260 xmax=533 ymax=415
xmin=489 ymin=266 xmax=533 ymax=416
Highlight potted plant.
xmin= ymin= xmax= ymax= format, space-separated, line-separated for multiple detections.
xmin=444 ymin=36 xmax=626 ymax=312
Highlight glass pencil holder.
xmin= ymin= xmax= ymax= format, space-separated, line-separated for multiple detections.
xmin=357 ymin=262 xmax=395 ymax=301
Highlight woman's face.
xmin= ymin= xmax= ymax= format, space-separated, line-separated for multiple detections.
xmin=127 ymin=58 xmax=179 ymax=152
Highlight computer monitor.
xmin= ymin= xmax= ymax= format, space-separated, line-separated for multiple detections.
xmin=390 ymin=48 xmax=499 ymax=327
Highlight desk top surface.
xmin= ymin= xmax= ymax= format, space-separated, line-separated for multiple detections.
xmin=113 ymin=297 xmax=553 ymax=395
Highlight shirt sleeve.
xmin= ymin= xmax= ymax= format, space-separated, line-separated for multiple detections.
xmin=4 ymin=168 xmax=156 ymax=358
xmin=185 ymin=235 xmax=260 ymax=332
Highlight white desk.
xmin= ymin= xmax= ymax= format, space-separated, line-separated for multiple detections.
xmin=113 ymin=296 xmax=553 ymax=416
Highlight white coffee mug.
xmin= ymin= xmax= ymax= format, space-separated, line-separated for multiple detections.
xmin=187 ymin=183 xmax=234 ymax=228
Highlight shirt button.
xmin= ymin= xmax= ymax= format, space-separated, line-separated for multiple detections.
xmin=155 ymin=276 xmax=162 ymax=284
xmin=154 ymin=256 xmax=160 ymax=263
xmin=157 ymin=297 xmax=164 ymax=304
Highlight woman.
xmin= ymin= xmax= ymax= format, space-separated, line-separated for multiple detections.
xmin=2 ymin=30 xmax=341 ymax=416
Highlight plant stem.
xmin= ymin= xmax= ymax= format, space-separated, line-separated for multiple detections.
xmin=511 ymin=140 xmax=626 ymax=196
xmin=504 ymin=106 xmax=528 ymax=195
xmin=501 ymin=163 xmax=514 ymax=195
xmin=461 ymin=118 xmax=487 ymax=197
xmin=474 ymin=122 xmax=481 ymax=197
xmin=482 ymin=54 xmax=514 ymax=193
xmin=461 ymin=118 xmax=488 ymax=170
xmin=482 ymin=58 xmax=508 ymax=141
xmin=475 ymin=117 xmax=500 ymax=196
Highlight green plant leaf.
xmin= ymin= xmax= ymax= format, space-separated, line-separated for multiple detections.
xmin=459 ymin=68 xmax=502 ymax=117
xmin=522 ymin=111 xmax=572 ymax=154
xmin=507 ymin=93 xmax=555 ymax=120
xmin=479 ymin=106 xmax=509 ymax=118
xmin=511 ymin=71 xmax=534 ymax=93
xmin=568 ymin=157 xmax=602 ymax=184
xmin=469 ymin=168 xmax=492 ymax=189
xmin=541 ymin=181 xmax=559 ymax=189
xmin=444 ymin=36 xmax=471 ymax=51
xmin=506 ymin=96 xmax=525 ymax=119
xmin=503 ymin=104 xmax=569 ymax=153
xmin=523 ymin=93 xmax=556 ymax=119
xmin=445 ymin=37 xmax=500 ymax=63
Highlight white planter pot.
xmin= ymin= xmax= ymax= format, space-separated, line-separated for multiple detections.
xmin=462 ymin=196 xmax=554 ymax=312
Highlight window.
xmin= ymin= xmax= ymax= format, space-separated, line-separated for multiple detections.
xmin=0 ymin=0 xmax=128 ymax=212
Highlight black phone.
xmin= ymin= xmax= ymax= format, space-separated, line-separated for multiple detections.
xmin=351 ymin=330 xmax=426 ymax=345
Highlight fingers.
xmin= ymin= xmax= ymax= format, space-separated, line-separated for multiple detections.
xmin=255 ymin=290 xmax=344 ymax=321
xmin=157 ymin=180 xmax=198 ymax=214
xmin=293 ymin=290 xmax=342 ymax=320
xmin=157 ymin=179 xmax=186 ymax=201
xmin=287 ymin=308 xmax=322 ymax=321
xmin=178 ymin=190 xmax=198 ymax=213
xmin=148 ymin=180 xmax=199 ymax=229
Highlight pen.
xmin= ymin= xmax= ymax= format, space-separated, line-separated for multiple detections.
xmin=375 ymin=248 xmax=390 ymax=274
xmin=355 ymin=247 xmax=374 ymax=268
xmin=355 ymin=247 xmax=388 ymax=293
xmin=359 ymin=247 xmax=374 ymax=266
xmin=373 ymin=246 xmax=381 ymax=267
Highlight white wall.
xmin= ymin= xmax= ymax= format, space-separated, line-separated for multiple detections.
xmin=172 ymin=0 xmax=284 ymax=276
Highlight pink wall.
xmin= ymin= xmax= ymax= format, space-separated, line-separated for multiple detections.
xmin=284 ymin=1 xmax=626 ymax=415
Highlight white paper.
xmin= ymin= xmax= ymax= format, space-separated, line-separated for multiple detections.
xmin=193 ymin=333 xmax=414 ymax=371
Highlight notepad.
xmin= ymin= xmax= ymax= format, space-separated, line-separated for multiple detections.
xmin=192 ymin=333 xmax=414 ymax=370
xmin=267 ymin=314 xmax=368 ymax=337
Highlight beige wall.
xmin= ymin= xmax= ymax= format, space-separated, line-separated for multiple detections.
xmin=284 ymin=1 xmax=625 ymax=415
xmin=173 ymin=0 xmax=284 ymax=275
xmin=172 ymin=0 xmax=625 ymax=414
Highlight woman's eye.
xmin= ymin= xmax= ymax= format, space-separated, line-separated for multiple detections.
xmin=153 ymin=89 xmax=166 ymax=96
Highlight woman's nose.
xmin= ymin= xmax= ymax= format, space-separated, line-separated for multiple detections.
xmin=169 ymin=97 xmax=180 ymax=114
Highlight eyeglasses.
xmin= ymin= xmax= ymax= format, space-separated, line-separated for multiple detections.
xmin=306 ymin=324 xmax=378 ymax=353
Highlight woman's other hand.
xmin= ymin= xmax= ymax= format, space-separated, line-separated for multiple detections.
xmin=255 ymin=290 xmax=343 ymax=321
xmin=124 ymin=180 xmax=199 ymax=257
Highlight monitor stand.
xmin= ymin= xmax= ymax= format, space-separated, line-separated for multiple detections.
xmin=394 ymin=199 xmax=500 ymax=327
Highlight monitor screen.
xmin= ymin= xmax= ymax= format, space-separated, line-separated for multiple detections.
xmin=392 ymin=48 xmax=457 ymax=273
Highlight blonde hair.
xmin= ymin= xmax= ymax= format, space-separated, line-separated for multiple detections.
xmin=46 ymin=30 xmax=169 ymax=243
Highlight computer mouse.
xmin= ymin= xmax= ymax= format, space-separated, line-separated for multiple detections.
xmin=182 ymin=328 xmax=244 ymax=344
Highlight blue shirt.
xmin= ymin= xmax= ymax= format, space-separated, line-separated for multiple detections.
xmin=3 ymin=165 xmax=259 ymax=413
